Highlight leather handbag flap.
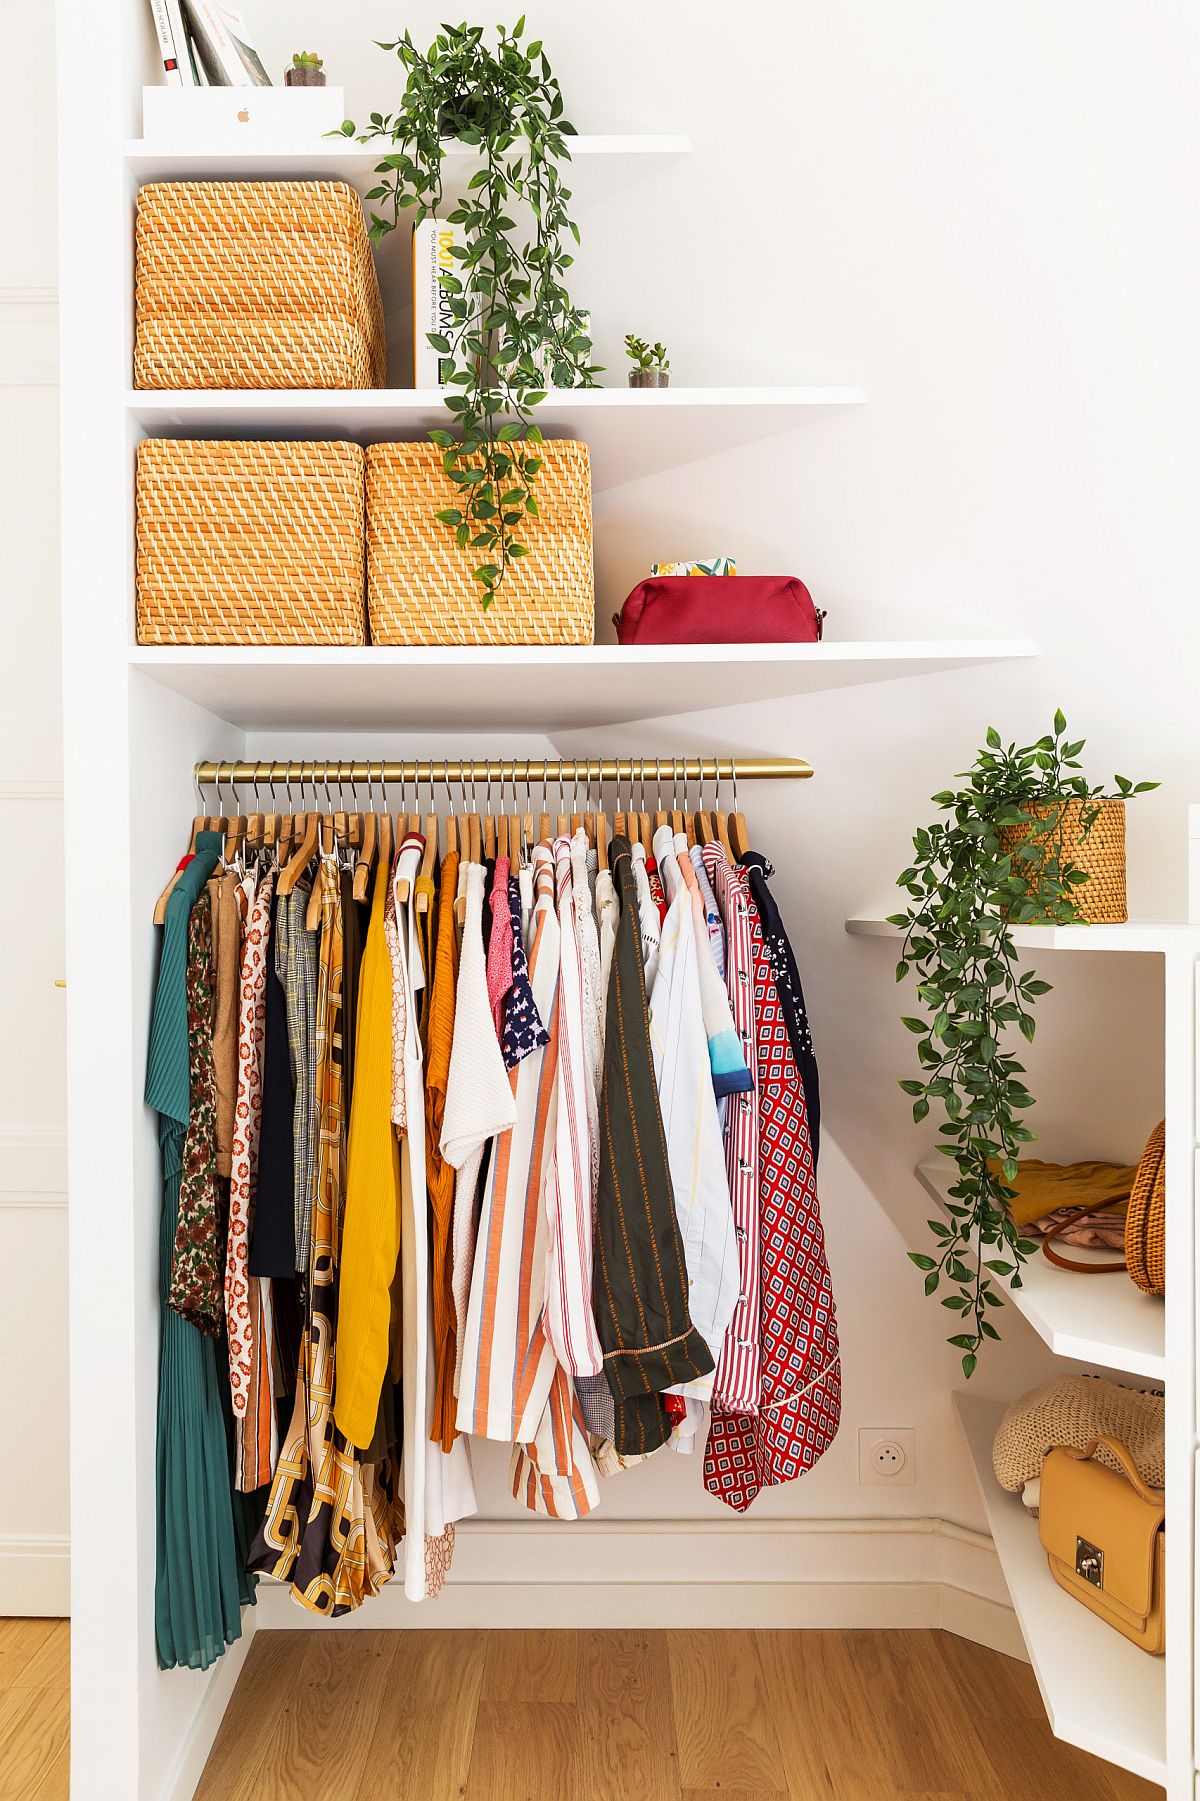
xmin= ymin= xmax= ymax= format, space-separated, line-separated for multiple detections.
xmin=1039 ymin=1445 xmax=1164 ymax=1618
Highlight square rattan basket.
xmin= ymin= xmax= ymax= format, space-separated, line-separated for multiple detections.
xmin=135 ymin=439 xmax=367 ymax=645
xmin=134 ymin=181 xmax=386 ymax=390
xmin=365 ymin=438 xmax=595 ymax=645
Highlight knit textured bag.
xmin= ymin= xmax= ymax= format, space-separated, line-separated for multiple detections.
xmin=992 ymin=1374 xmax=1164 ymax=1495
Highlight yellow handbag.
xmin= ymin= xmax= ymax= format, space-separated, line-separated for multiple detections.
xmin=1039 ymin=1435 xmax=1165 ymax=1655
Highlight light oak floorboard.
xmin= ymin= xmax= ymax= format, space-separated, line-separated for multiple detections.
xmin=0 ymin=1686 xmax=69 ymax=1801
xmin=0 ymin=1619 xmax=56 ymax=1692
xmin=482 ymin=1625 xmax=580 ymax=1703
xmin=667 ymin=1628 xmax=788 ymax=1793
xmin=465 ymin=1699 xmax=578 ymax=1801
xmin=577 ymin=1628 xmax=680 ymax=1801
xmin=359 ymin=1630 xmax=485 ymax=1800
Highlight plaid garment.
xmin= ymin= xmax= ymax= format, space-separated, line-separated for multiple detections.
xmin=593 ymin=837 xmax=713 ymax=1456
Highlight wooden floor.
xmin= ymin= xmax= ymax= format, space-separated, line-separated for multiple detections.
xmin=190 ymin=1627 xmax=1164 ymax=1801
xmin=0 ymin=1619 xmax=69 ymax=1801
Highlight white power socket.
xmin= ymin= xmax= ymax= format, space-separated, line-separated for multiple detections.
xmin=858 ymin=1427 xmax=917 ymax=1486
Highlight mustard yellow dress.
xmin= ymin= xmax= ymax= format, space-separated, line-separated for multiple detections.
xmin=334 ymin=856 xmax=404 ymax=1451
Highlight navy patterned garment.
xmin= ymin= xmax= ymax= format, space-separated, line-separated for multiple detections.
xmin=740 ymin=850 xmax=821 ymax=1163
xmin=501 ymin=876 xmax=550 ymax=1070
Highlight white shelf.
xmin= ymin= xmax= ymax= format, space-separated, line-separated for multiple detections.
xmin=847 ymin=914 xmax=1198 ymax=954
xmin=916 ymin=1159 xmax=1165 ymax=1379
xmin=128 ymin=639 xmax=1038 ymax=732
xmin=127 ymin=386 xmax=867 ymax=492
xmin=955 ymin=1392 xmax=1166 ymax=1786
xmin=124 ymin=133 xmax=692 ymax=208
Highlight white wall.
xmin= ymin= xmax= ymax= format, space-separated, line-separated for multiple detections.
xmin=0 ymin=1 xmax=68 ymax=1615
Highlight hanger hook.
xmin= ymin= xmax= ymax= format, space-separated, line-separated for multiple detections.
xmin=731 ymin=758 xmax=739 ymax=816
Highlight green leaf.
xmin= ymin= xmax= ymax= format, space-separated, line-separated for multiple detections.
xmin=909 ymin=1253 xmax=937 ymax=1270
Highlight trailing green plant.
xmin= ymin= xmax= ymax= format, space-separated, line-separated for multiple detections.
xmin=890 ymin=712 xmax=1158 ymax=1377
xmin=624 ymin=334 xmax=669 ymax=371
xmin=342 ymin=18 xmax=599 ymax=607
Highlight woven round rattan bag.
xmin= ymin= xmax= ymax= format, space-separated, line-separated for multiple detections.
xmin=1126 ymin=1119 xmax=1166 ymax=1295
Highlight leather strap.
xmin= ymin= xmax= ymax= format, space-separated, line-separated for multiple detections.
xmin=1063 ymin=1435 xmax=1163 ymax=1505
xmin=1040 ymin=1199 xmax=1128 ymax=1274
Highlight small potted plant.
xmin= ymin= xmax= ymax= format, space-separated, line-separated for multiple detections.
xmin=625 ymin=335 xmax=670 ymax=388
xmin=891 ymin=712 xmax=1157 ymax=1376
xmin=285 ymin=52 xmax=326 ymax=87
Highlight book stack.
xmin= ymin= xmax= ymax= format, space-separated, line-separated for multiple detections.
xmin=147 ymin=0 xmax=270 ymax=87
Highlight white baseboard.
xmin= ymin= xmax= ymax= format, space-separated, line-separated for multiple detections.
xmin=0 ymin=287 xmax=58 ymax=387
xmin=161 ymin=1612 xmax=256 ymax=1801
xmin=254 ymin=1515 xmax=1027 ymax=1661
xmin=0 ymin=1534 xmax=70 ymax=1616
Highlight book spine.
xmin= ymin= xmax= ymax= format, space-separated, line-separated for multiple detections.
xmin=181 ymin=0 xmax=252 ymax=85
xmin=147 ymin=0 xmax=184 ymax=85
xmin=163 ymin=0 xmax=200 ymax=84
xmin=412 ymin=217 xmax=462 ymax=388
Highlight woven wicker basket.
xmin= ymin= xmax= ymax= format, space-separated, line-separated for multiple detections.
xmin=134 ymin=181 xmax=386 ymax=390
xmin=136 ymin=439 xmax=366 ymax=645
xmin=997 ymin=797 xmax=1127 ymax=923
xmin=366 ymin=439 xmax=594 ymax=645
xmin=1126 ymin=1120 xmax=1166 ymax=1296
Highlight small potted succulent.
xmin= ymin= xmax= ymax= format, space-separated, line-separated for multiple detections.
xmin=285 ymin=51 xmax=326 ymax=87
xmin=625 ymin=334 xmax=670 ymax=388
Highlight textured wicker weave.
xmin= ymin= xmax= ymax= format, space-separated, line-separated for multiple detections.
xmin=134 ymin=182 xmax=386 ymax=390
xmin=1126 ymin=1120 xmax=1166 ymax=1296
xmin=366 ymin=439 xmax=594 ymax=645
xmin=136 ymin=439 xmax=366 ymax=645
xmin=998 ymin=796 xmax=1127 ymax=923
xmin=992 ymin=1375 xmax=1164 ymax=1494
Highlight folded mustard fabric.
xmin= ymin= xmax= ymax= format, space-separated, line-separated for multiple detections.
xmin=993 ymin=1157 xmax=1138 ymax=1229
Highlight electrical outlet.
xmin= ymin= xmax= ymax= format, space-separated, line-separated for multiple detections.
xmin=858 ymin=1427 xmax=917 ymax=1486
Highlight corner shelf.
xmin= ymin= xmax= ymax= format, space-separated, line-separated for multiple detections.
xmin=955 ymin=1392 xmax=1166 ymax=1786
xmin=124 ymin=133 xmax=692 ymax=208
xmin=847 ymin=914 xmax=1197 ymax=954
xmin=127 ymin=386 xmax=867 ymax=492
xmin=916 ymin=1159 xmax=1165 ymax=1379
xmin=128 ymin=639 xmax=1038 ymax=732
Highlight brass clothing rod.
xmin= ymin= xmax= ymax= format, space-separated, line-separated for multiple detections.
xmin=194 ymin=756 xmax=812 ymax=787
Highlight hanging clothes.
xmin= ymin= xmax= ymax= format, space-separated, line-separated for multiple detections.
xmin=456 ymin=843 xmax=560 ymax=1443
xmin=741 ymin=850 xmax=821 ymax=1162
xmin=249 ymin=856 xmax=400 ymax=1611
xmin=647 ymin=824 xmax=739 ymax=1390
xmin=276 ymin=884 xmax=319 ymax=1274
xmin=225 ymin=866 xmax=279 ymax=1493
xmin=248 ymin=900 xmax=296 ymax=1280
xmin=542 ymin=837 xmax=605 ymax=1384
xmin=704 ymin=854 xmax=840 ymax=1512
xmin=334 ymin=855 xmax=404 ymax=1452
xmin=425 ymin=845 xmax=461 ymax=1452
xmin=442 ymin=859 xmax=519 ymax=1392
xmin=147 ymin=835 xmax=255 ymax=1671
xmin=593 ymin=836 xmax=713 ymax=1456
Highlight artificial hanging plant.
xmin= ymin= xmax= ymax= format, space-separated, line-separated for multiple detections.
xmin=342 ymin=18 xmax=600 ymax=607
xmin=890 ymin=713 xmax=1158 ymax=1376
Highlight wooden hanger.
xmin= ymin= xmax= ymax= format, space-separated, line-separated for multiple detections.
xmin=304 ymin=815 xmax=335 ymax=929
xmin=498 ymin=813 xmax=509 ymax=861
xmin=278 ymin=810 xmax=318 ymax=896
xmin=484 ymin=805 xmax=496 ymax=860
xmin=596 ymin=809 xmax=609 ymax=871
xmin=417 ymin=810 xmax=438 ymax=912
xmin=446 ymin=810 xmax=459 ymax=857
xmin=729 ymin=807 xmax=750 ymax=860
xmin=468 ymin=809 xmax=482 ymax=866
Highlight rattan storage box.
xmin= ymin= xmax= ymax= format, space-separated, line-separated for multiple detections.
xmin=136 ymin=439 xmax=367 ymax=645
xmin=134 ymin=181 xmax=386 ymax=390
xmin=366 ymin=439 xmax=594 ymax=645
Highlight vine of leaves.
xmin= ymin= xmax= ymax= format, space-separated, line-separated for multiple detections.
xmin=889 ymin=712 xmax=1157 ymax=1377
xmin=343 ymin=19 xmax=599 ymax=606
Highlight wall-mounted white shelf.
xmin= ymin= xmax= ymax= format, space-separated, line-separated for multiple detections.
xmin=128 ymin=639 xmax=1038 ymax=732
xmin=847 ymin=914 xmax=1197 ymax=954
xmin=955 ymin=1392 xmax=1166 ymax=1786
xmin=916 ymin=1159 xmax=1165 ymax=1379
xmin=124 ymin=133 xmax=692 ymax=208
xmin=128 ymin=386 xmax=867 ymax=492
